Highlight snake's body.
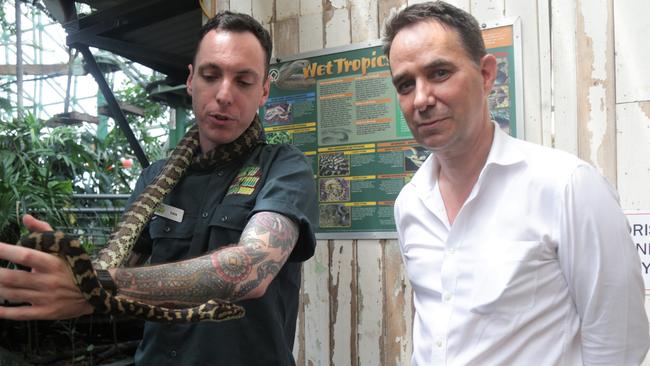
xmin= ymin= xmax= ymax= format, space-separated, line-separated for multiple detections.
xmin=15 ymin=117 xmax=264 ymax=323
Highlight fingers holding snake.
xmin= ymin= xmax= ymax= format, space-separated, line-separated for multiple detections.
xmin=0 ymin=242 xmax=94 ymax=320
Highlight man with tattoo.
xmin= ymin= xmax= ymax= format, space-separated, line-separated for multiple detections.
xmin=0 ymin=11 xmax=318 ymax=365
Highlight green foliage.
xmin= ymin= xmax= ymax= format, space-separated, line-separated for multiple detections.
xmin=0 ymin=0 xmax=15 ymax=36
xmin=0 ymin=114 xmax=96 ymax=242
xmin=0 ymin=79 xmax=171 ymax=244
xmin=86 ymin=80 xmax=169 ymax=194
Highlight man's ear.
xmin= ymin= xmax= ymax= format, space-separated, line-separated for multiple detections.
xmin=479 ymin=54 xmax=497 ymax=94
xmin=258 ymin=76 xmax=271 ymax=107
xmin=186 ymin=64 xmax=194 ymax=95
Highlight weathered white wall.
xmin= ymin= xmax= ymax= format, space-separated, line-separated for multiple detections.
xmin=205 ymin=0 xmax=650 ymax=364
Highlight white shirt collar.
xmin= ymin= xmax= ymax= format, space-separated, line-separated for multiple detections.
xmin=410 ymin=121 xmax=525 ymax=195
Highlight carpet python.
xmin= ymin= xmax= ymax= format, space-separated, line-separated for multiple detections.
xmin=15 ymin=116 xmax=264 ymax=323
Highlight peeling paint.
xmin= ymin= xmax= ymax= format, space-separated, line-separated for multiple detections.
xmin=274 ymin=17 xmax=300 ymax=58
xmin=576 ymin=0 xmax=616 ymax=183
xmin=323 ymin=0 xmax=334 ymax=24
xmin=587 ymin=84 xmax=608 ymax=173
xmin=580 ymin=0 xmax=608 ymax=79
xmin=641 ymin=101 xmax=650 ymax=121
xmin=378 ymin=0 xmax=407 ymax=32
xmin=324 ymin=5 xmax=351 ymax=47
xmin=330 ymin=0 xmax=347 ymax=9
xmin=314 ymin=259 xmax=328 ymax=274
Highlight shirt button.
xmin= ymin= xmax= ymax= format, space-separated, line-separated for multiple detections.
xmin=448 ymin=247 xmax=456 ymax=254
xmin=443 ymin=292 xmax=452 ymax=302
xmin=170 ymin=350 xmax=177 ymax=357
xmin=221 ymin=216 xmax=228 ymax=222
xmin=216 ymin=171 xmax=223 ymax=176
xmin=163 ymin=226 xmax=171 ymax=233
xmin=201 ymin=212 xmax=209 ymax=218
xmin=436 ymin=340 xmax=443 ymax=348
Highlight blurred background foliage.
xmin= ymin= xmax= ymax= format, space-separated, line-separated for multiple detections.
xmin=0 ymin=79 xmax=169 ymax=244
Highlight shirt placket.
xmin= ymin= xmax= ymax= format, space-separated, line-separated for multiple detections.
xmin=428 ymin=182 xmax=456 ymax=364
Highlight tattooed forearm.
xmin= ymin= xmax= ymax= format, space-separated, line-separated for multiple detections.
xmin=113 ymin=256 xmax=236 ymax=307
xmin=112 ymin=212 xmax=300 ymax=306
xmin=232 ymin=259 xmax=283 ymax=299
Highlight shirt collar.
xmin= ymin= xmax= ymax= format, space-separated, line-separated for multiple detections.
xmin=484 ymin=121 xmax=526 ymax=168
xmin=409 ymin=121 xmax=526 ymax=196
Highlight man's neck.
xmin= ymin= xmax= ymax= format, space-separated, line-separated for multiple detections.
xmin=436 ymin=121 xmax=495 ymax=225
xmin=199 ymin=137 xmax=218 ymax=154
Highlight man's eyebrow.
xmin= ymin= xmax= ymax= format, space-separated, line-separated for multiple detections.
xmin=391 ymin=72 xmax=408 ymax=87
xmin=197 ymin=63 xmax=220 ymax=73
xmin=424 ymin=58 xmax=454 ymax=70
xmin=197 ymin=62 xmax=261 ymax=79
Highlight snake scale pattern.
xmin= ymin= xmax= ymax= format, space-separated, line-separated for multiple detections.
xmin=15 ymin=117 xmax=264 ymax=323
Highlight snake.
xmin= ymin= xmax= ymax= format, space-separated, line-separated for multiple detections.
xmin=275 ymin=59 xmax=315 ymax=90
xmin=14 ymin=116 xmax=265 ymax=323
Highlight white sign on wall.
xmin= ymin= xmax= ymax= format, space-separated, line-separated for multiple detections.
xmin=626 ymin=211 xmax=650 ymax=293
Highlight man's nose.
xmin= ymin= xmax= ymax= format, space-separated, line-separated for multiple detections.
xmin=215 ymin=79 xmax=234 ymax=106
xmin=413 ymin=81 xmax=436 ymax=112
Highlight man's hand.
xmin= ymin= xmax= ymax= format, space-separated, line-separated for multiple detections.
xmin=0 ymin=215 xmax=94 ymax=320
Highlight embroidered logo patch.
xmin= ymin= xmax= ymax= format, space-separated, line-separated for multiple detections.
xmin=226 ymin=166 xmax=261 ymax=196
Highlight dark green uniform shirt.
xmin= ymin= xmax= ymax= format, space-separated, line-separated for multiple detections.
xmin=130 ymin=143 xmax=317 ymax=366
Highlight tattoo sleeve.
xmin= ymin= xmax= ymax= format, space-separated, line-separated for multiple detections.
xmin=112 ymin=212 xmax=299 ymax=307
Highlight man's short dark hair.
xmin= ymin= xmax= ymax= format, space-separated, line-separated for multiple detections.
xmin=382 ymin=1 xmax=486 ymax=65
xmin=193 ymin=11 xmax=273 ymax=76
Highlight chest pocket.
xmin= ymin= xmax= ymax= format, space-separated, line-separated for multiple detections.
xmin=149 ymin=216 xmax=196 ymax=264
xmin=206 ymin=203 xmax=251 ymax=248
xmin=470 ymin=240 xmax=541 ymax=315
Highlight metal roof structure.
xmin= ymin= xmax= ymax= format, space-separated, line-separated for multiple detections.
xmin=42 ymin=0 xmax=204 ymax=167
xmin=45 ymin=0 xmax=202 ymax=84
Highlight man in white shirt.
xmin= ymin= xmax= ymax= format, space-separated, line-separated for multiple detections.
xmin=383 ymin=1 xmax=649 ymax=365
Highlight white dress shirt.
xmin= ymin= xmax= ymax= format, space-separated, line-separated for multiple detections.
xmin=395 ymin=123 xmax=649 ymax=365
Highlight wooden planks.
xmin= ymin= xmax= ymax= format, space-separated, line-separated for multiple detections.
xmin=383 ymin=239 xmax=413 ymax=366
xmin=324 ymin=0 xmax=351 ymax=47
xmin=298 ymin=240 xmax=413 ymax=366
xmin=616 ymin=101 xmax=650 ymax=210
xmin=575 ymin=0 xmax=617 ymax=183
xmin=302 ymin=240 xmax=331 ymax=366
xmin=613 ymin=0 xmax=650 ymax=103
xmin=614 ymin=0 xmax=650 ymax=213
xmin=350 ymin=0 xmax=379 ymax=43
xmin=299 ymin=0 xmax=324 ymax=52
xmin=356 ymin=240 xmax=384 ymax=366
xmin=550 ymin=0 xmax=579 ymax=155
xmin=330 ymin=240 xmax=355 ymax=365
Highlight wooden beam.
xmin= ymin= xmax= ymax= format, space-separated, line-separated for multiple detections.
xmin=98 ymin=101 xmax=145 ymax=117
xmin=0 ymin=64 xmax=73 ymax=76
xmin=46 ymin=111 xmax=100 ymax=126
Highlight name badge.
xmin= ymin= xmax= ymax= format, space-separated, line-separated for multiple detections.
xmin=154 ymin=203 xmax=184 ymax=223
